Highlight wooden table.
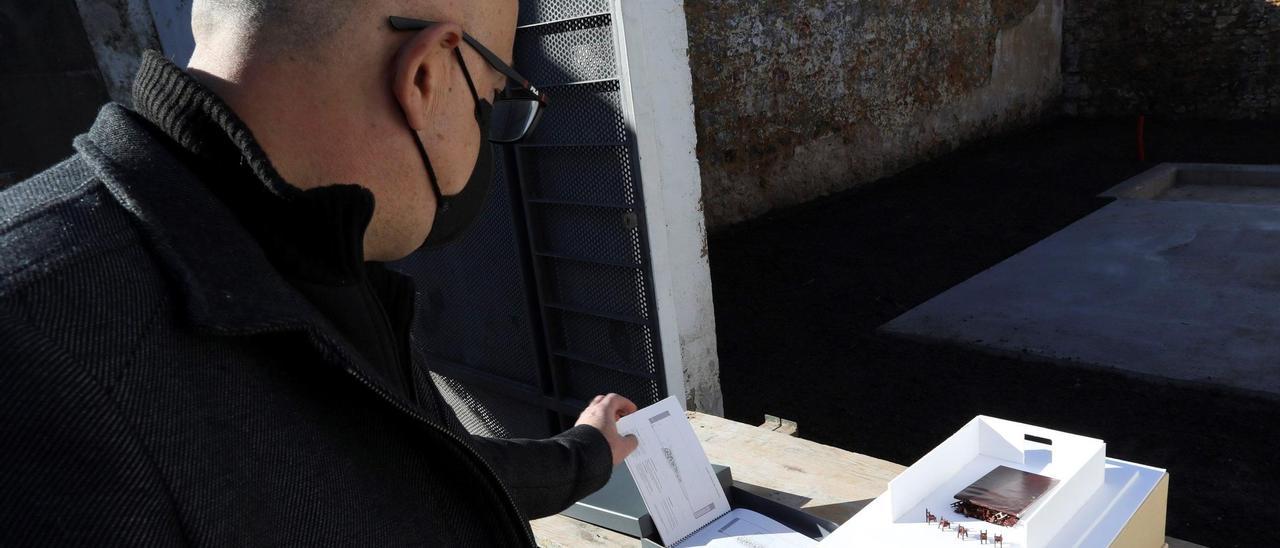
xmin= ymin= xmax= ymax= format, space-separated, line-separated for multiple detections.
xmin=531 ymin=411 xmax=903 ymax=547
xmin=532 ymin=412 xmax=1195 ymax=548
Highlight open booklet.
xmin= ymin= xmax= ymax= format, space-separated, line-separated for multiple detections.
xmin=616 ymin=396 xmax=816 ymax=548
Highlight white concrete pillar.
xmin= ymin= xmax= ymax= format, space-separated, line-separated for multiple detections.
xmin=615 ymin=0 xmax=723 ymax=414
xmin=146 ymin=0 xmax=195 ymax=66
xmin=74 ymin=0 xmax=161 ymax=104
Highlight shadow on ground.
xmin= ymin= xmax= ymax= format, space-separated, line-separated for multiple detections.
xmin=709 ymin=117 xmax=1280 ymax=547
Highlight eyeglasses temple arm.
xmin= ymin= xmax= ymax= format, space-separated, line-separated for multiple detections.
xmin=387 ymin=16 xmax=540 ymax=97
xmin=460 ymin=34 xmax=534 ymax=91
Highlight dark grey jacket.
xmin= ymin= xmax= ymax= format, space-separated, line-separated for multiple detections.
xmin=0 ymin=104 xmax=612 ymax=546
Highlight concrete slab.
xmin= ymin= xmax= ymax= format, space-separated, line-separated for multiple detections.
xmin=1102 ymin=163 xmax=1280 ymax=205
xmin=881 ymin=198 xmax=1280 ymax=397
xmin=1166 ymin=537 xmax=1209 ymax=548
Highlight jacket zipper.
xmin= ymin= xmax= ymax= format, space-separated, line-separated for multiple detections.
xmin=332 ymin=339 xmax=536 ymax=546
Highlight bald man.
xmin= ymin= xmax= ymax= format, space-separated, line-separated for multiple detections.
xmin=0 ymin=1 xmax=638 ymax=545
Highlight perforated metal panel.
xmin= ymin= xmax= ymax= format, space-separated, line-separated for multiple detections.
xmin=518 ymin=0 xmax=609 ymax=26
xmin=513 ymin=1 xmax=665 ymax=419
xmin=395 ymin=0 xmax=665 ymax=437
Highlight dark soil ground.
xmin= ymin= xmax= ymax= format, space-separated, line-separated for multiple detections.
xmin=709 ymin=117 xmax=1280 ymax=547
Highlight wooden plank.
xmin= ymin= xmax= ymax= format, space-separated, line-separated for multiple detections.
xmin=533 ymin=411 xmax=904 ymax=546
xmin=530 ymin=514 xmax=635 ymax=548
xmin=688 ymin=411 xmax=904 ymax=525
xmin=759 ymin=414 xmax=798 ymax=436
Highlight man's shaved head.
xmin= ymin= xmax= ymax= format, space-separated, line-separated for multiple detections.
xmin=194 ymin=0 xmax=351 ymax=54
xmin=186 ymin=0 xmax=520 ymax=260
xmin=192 ymin=0 xmax=504 ymax=62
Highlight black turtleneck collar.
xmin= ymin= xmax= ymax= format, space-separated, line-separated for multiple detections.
xmin=131 ymin=50 xmax=375 ymax=285
xmin=131 ymin=51 xmax=418 ymax=402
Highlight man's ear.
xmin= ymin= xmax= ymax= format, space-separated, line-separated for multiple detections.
xmin=392 ymin=23 xmax=464 ymax=131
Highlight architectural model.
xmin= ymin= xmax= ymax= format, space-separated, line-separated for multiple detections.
xmin=821 ymin=416 xmax=1167 ymax=547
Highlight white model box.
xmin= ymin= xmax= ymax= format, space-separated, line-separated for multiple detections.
xmin=822 ymin=416 xmax=1168 ymax=547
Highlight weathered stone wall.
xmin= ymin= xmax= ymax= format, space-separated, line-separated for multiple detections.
xmin=684 ymin=0 xmax=1064 ymax=229
xmin=1063 ymin=0 xmax=1280 ymax=120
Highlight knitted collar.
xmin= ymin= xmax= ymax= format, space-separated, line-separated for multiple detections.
xmin=131 ymin=50 xmax=376 ymax=285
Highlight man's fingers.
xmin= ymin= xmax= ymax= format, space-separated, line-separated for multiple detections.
xmin=611 ymin=434 xmax=640 ymax=466
xmin=603 ymin=393 xmax=638 ymax=418
xmin=591 ymin=394 xmax=605 ymax=406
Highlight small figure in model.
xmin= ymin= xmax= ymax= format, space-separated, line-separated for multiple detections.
xmin=925 ymin=509 xmax=937 ymax=525
xmin=956 ymin=525 xmax=968 ymax=539
xmin=979 ymin=530 xmax=989 ymax=544
xmin=993 ymin=533 xmax=1004 ymax=547
xmin=939 ymin=518 xmax=951 ymax=531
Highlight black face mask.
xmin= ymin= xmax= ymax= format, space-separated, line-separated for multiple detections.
xmin=409 ymin=49 xmax=494 ymax=249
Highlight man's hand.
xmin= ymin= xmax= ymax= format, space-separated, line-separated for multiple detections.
xmin=575 ymin=393 xmax=640 ymax=466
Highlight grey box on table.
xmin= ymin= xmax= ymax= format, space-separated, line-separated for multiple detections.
xmin=561 ymin=464 xmax=838 ymax=547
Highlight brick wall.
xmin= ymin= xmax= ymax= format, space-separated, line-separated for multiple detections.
xmin=1063 ymin=0 xmax=1280 ymax=119
xmin=684 ymin=0 xmax=1064 ymax=229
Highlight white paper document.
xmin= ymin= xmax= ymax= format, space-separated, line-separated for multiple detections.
xmin=674 ymin=508 xmax=817 ymax=548
xmin=616 ymin=396 xmax=815 ymax=548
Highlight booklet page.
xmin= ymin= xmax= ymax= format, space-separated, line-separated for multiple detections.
xmin=617 ymin=396 xmax=732 ymax=546
xmin=674 ymin=508 xmax=817 ymax=548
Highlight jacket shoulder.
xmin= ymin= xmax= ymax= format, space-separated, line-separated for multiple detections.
xmin=0 ymin=154 xmax=98 ymax=222
xmin=0 ymin=154 xmax=178 ymax=386
xmin=0 ymin=154 xmax=147 ymax=299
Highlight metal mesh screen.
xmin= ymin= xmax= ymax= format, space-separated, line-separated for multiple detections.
xmin=551 ymin=310 xmax=658 ymax=377
xmin=563 ymin=357 xmax=660 ymax=408
xmin=514 ymin=15 xmax=616 ymax=86
xmin=514 ymin=0 xmax=665 ymax=413
xmin=518 ymin=0 xmax=609 ymax=26
xmin=431 ymin=371 xmax=550 ymax=438
xmin=544 ymin=259 xmax=651 ymax=321
xmin=521 ymin=145 xmax=637 ymax=206
xmin=529 ymin=205 xmax=645 ymax=267
xmin=398 ymin=0 xmax=666 ymax=438
xmin=525 ymin=81 xmax=627 ymax=145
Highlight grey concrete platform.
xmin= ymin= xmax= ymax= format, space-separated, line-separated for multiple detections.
xmin=1103 ymin=163 xmax=1280 ymax=205
xmin=882 ymin=165 xmax=1280 ymax=397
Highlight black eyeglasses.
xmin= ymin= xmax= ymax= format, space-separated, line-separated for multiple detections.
xmin=389 ymin=16 xmax=547 ymax=144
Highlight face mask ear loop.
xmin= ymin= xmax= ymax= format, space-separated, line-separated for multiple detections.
xmin=401 ymin=48 xmax=483 ymax=218
xmin=389 ymin=54 xmax=450 ymax=204
xmin=396 ymin=95 xmax=446 ymax=208
xmin=413 ymin=131 xmax=446 ymax=207
xmin=454 ymin=48 xmax=483 ymax=118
